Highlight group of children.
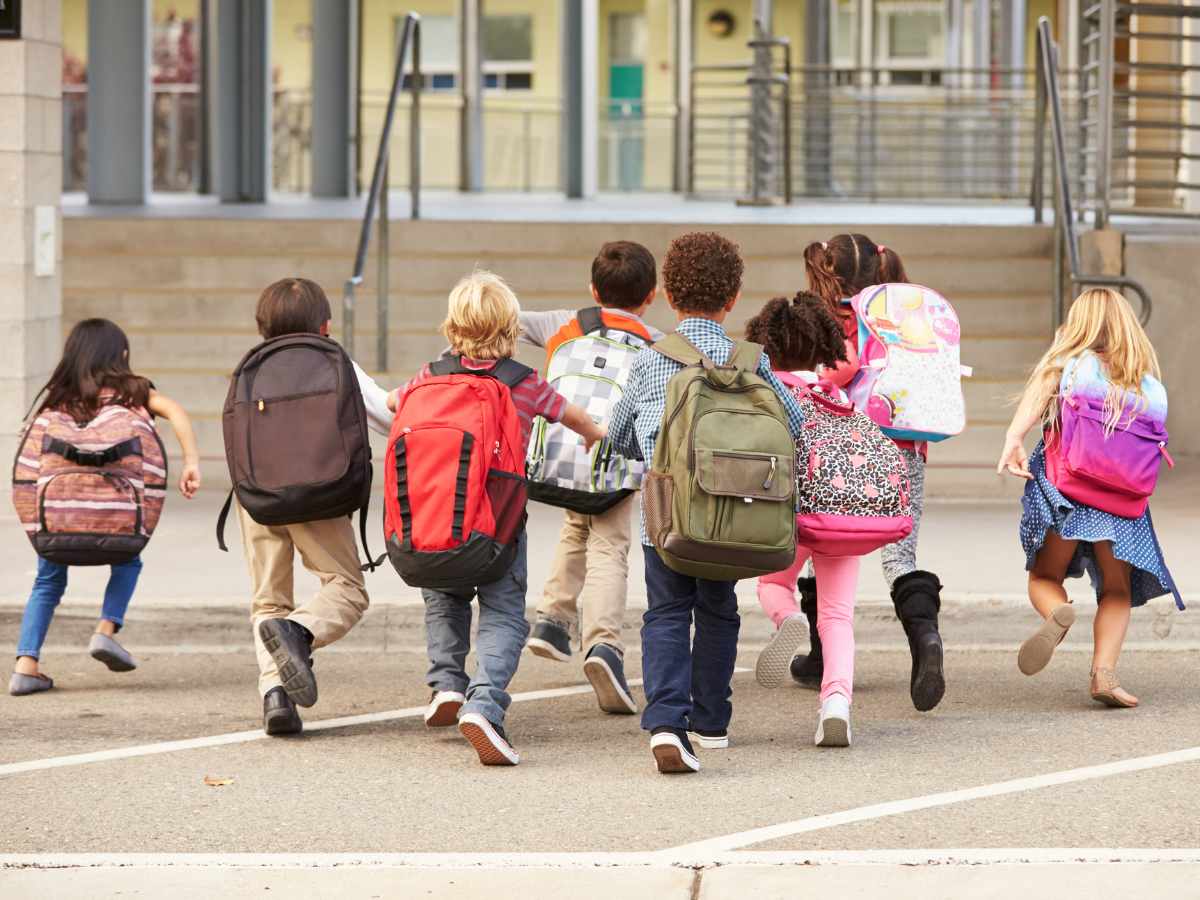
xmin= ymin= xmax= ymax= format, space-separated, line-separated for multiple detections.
xmin=9 ymin=230 xmax=1181 ymax=775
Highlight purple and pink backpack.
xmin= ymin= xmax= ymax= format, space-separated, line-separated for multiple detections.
xmin=778 ymin=372 xmax=913 ymax=556
xmin=1045 ymin=392 xmax=1172 ymax=519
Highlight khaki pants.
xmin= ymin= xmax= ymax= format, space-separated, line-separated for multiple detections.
xmin=236 ymin=503 xmax=370 ymax=696
xmin=537 ymin=493 xmax=633 ymax=654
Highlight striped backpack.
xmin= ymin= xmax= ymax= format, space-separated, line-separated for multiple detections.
xmin=12 ymin=401 xmax=168 ymax=565
xmin=526 ymin=308 xmax=653 ymax=514
xmin=777 ymin=372 xmax=913 ymax=556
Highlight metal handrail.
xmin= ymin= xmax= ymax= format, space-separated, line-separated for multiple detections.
xmin=1031 ymin=16 xmax=1151 ymax=327
xmin=343 ymin=12 xmax=421 ymax=368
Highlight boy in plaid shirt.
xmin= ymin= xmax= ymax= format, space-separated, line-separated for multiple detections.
xmin=519 ymin=241 xmax=663 ymax=716
xmin=607 ymin=232 xmax=805 ymax=774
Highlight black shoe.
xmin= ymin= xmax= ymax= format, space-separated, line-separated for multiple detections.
xmin=526 ymin=618 xmax=572 ymax=662
xmin=583 ymin=643 xmax=638 ymax=715
xmin=263 ymin=686 xmax=303 ymax=736
xmin=258 ymin=618 xmax=318 ymax=708
xmin=687 ymin=727 xmax=730 ymax=750
xmin=650 ymin=726 xmax=700 ymax=773
xmin=892 ymin=570 xmax=946 ymax=712
xmin=789 ymin=576 xmax=823 ymax=688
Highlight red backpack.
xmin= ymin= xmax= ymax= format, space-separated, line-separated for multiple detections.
xmin=384 ymin=357 xmax=532 ymax=589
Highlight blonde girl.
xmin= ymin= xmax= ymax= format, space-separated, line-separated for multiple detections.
xmin=998 ymin=288 xmax=1180 ymax=708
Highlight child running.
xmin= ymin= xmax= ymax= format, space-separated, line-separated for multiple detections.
xmin=608 ymin=232 xmax=805 ymax=774
xmin=394 ymin=270 xmax=605 ymax=766
xmin=747 ymin=293 xmax=864 ymax=746
xmin=997 ymin=288 xmax=1181 ymax=707
xmin=10 ymin=318 xmax=201 ymax=696
xmin=797 ymin=234 xmax=946 ymax=713
xmin=520 ymin=240 xmax=663 ymax=715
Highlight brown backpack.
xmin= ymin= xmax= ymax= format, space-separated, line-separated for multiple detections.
xmin=216 ymin=334 xmax=377 ymax=565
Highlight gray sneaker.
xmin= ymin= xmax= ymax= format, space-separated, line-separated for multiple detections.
xmin=583 ymin=643 xmax=637 ymax=715
xmin=9 ymin=672 xmax=54 ymax=696
xmin=526 ymin=619 xmax=572 ymax=662
xmin=89 ymin=633 xmax=137 ymax=672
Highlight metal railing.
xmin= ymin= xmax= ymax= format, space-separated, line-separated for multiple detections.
xmin=1032 ymin=16 xmax=1152 ymax=325
xmin=343 ymin=13 xmax=421 ymax=369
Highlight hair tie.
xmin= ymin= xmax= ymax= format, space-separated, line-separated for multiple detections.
xmin=877 ymin=245 xmax=886 ymax=254
xmin=821 ymin=242 xmax=828 ymax=250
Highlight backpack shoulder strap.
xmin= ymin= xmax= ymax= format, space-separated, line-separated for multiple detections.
xmin=428 ymin=355 xmax=466 ymax=377
xmin=576 ymin=306 xmax=605 ymax=336
xmin=652 ymin=333 xmax=710 ymax=368
xmin=490 ymin=358 xmax=535 ymax=389
xmin=728 ymin=340 xmax=764 ymax=374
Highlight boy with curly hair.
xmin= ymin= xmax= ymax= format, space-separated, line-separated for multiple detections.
xmin=607 ymin=232 xmax=805 ymax=774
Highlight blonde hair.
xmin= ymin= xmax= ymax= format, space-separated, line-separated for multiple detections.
xmin=1026 ymin=287 xmax=1160 ymax=432
xmin=441 ymin=270 xmax=521 ymax=360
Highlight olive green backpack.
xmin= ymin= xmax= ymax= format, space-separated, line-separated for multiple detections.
xmin=642 ymin=334 xmax=797 ymax=581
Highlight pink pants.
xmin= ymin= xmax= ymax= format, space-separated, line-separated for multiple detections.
xmin=756 ymin=545 xmax=861 ymax=703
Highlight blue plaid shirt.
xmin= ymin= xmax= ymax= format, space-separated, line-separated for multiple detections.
xmin=608 ymin=317 xmax=806 ymax=545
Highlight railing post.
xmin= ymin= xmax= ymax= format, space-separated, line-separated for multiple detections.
xmin=1096 ymin=0 xmax=1116 ymax=229
xmin=410 ymin=18 xmax=421 ymax=220
xmin=1032 ymin=27 xmax=1047 ymax=223
xmin=378 ymin=159 xmax=390 ymax=373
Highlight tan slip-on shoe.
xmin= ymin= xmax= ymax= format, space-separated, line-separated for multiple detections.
xmin=1091 ymin=667 xmax=1139 ymax=708
xmin=1017 ymin=603 xmax=1076 ymax=676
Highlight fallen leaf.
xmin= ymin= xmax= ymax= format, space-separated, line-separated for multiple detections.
xmin=203 ymin=775 xmax=234 ymax=787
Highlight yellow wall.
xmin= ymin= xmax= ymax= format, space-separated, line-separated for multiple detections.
xmin=62 ymin=0 xmax=202 ymax=66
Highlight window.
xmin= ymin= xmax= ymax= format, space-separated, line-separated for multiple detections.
xmin=396 ymin=15 xmax=534 ymax=92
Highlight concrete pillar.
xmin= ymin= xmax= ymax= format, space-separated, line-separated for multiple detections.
xmin=0 ymin=2 xmax=63 ymax=479
xmin=214 ymin=0 xmax=272 ymax=202
xmin=86 ymin=0 xmax=150 ymax=204
xmin=804 ymin=0 xmax=831 ymax=195
xmin=673 ymin=0 xmax=693 ymax=193
xmin=972 ymin=0 xmax=991 ymax=70
xmin=562 ymin=0 xmax=598 ymax=198
xmin=459 ymin=0 xmax=483 ymax=192
xmin=311 ymin=0 xmax=357 ymax=198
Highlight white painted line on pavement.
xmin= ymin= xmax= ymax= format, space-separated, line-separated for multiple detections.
xmin=4 ymin=848 xmax=1200 ymax=870
xmin=667 ymin=744 xmax=1200 ymax=855
xmin=0 ymin=668 xmax=747 ymax=779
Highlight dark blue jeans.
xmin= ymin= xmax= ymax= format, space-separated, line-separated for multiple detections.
xmin=640 ymin=545 xmax=740 ymax=734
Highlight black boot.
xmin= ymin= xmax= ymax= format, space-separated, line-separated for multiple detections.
xmin=891 ymin=570 xmax=945 ymax=712
xmin=789 ymin=576 xmax=823 ymax=688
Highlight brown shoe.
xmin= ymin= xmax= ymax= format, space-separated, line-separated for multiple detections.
xmin=1017 ymin=603 xmax=1076 ymax=676
xmin=1091 ymin=667 xmax=1139 ymax=708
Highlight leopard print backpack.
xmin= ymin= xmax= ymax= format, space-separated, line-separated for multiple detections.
xmin=777 ymin=372 xmax=913 ymax=556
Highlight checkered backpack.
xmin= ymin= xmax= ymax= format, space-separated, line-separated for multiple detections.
xmin=526 ymin=308 xmax=653 ymax=514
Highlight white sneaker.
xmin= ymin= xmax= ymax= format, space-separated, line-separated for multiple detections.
xmin=814 ymin=694 xmax=851 ymax=747
xmin=650 ymin=729 xmax=701 ymax=773
xmin=424 ymin=690 xmax=465 ymax=727
xmin=687 ymin=729 xmax=730 ymax=750
xmin=755 ymin=613 xmax=809 ymax=688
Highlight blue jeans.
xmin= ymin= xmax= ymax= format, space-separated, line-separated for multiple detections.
xmin=640 ymin=545 xmax=740 ymax=734
xmin=421 ymin=532 xmax=530 ymax=727
xmin=15 ymin=556 xmax=143 ymax=660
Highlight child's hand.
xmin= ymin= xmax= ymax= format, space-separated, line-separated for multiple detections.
xmin=179 ymin=463 xmax=202 ymax=498
xmin=996 ymin=435 xmax=1031 ymax=480
xmin=387 ymin=389 xmax=399 ymax=412
xmin=583 ymin=422 xmax=607 ymax=452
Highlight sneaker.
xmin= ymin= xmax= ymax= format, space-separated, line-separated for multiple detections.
xmin=258 ymin=618 xmax=318 ymax=708
xmin=755 ymin=613 xmax=809 ymax=689
xmin=815 ymin=694 xmax=851 ymax=748
xmin=424 ymin=690 xmax=465 ymax=727
xmin=650 ymin=726 xmax=701 ymax=774
xmin=582 ymin=643 xmax=638 ymax=715
xmin=263 ymin=686 xmax=303 ymax=736
xmin=459 ymin=712 xmax=520 ymax=766
xmin=687 ymin=728 xmax=730 ymax=750
xmin=89 ymin=633 xmax=137 ymax=672
xmin=526 ymin=619 xmax=572 ymax=662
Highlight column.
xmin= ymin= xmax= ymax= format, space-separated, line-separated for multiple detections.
xmin=214 ymin=0 xmax=271 ymax=202
xmin=673 ymin=0 xmax=693 ymax=193
xmin=804 ymin=0 xmax=832 ymax=195
xmin=562 ymin=0 xmax=598 ymax=198
xmin=311 ymin=0 xmax=357 ymax=198
xmin=460 ymin=0 xmax=483 ymax=192
xmin=87 ymin=0 xmax=150 ymax=204
xmin=0 ymin=2 xmax=63 ymax=478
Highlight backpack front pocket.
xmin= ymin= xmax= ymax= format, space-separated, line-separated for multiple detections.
xmin=39 ymin=471 xmax=141 ymax=536
xmin=692 ymin=449 xmax=793 ymax=548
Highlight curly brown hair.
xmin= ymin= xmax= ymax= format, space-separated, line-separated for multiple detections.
xmin=744 ymin=291 xmax=849 ymax=372
xmin=662 ymin=231 xmax=744 ymax=314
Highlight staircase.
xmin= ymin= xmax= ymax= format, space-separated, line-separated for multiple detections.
xmin=62 ymin=214 xmax=1053 ymax=499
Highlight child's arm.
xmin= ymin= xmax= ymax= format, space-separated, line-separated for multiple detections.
xmin=997 ymin=371 xmax=1057 ymax=480
xmin=351 ymin=361 xmax=394 ymax=435
xmin=147 ymin=391 xmax=201 ymax=498
xmin=560 ymin=402 xmax=606 ymax=451
xmin=518 ymin=310 xmax=570 ymax=349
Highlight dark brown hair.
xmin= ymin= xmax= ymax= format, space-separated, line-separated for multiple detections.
xmin=38 ymin=318 xmax=152 ymax=424
xmin=662 ymin=231 xmax=744 ymax=314
xmin=591 ymin=241 xmax=657 ymax=310
xmin=745 ymin=292 xmax=849 ymax=372
xmin=803 ymin=233 xmax=909 ymax=319
xmin=255 ymin=277 xmax=333 ymax=339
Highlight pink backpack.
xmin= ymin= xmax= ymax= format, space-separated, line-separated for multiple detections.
xmin=1045 ymin=393 xmax=1172 ymax=519
xmin=778 ymin=372 xmax=913 ymax=556
xmin=12 ymin=402 xmax=168 ymax=565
